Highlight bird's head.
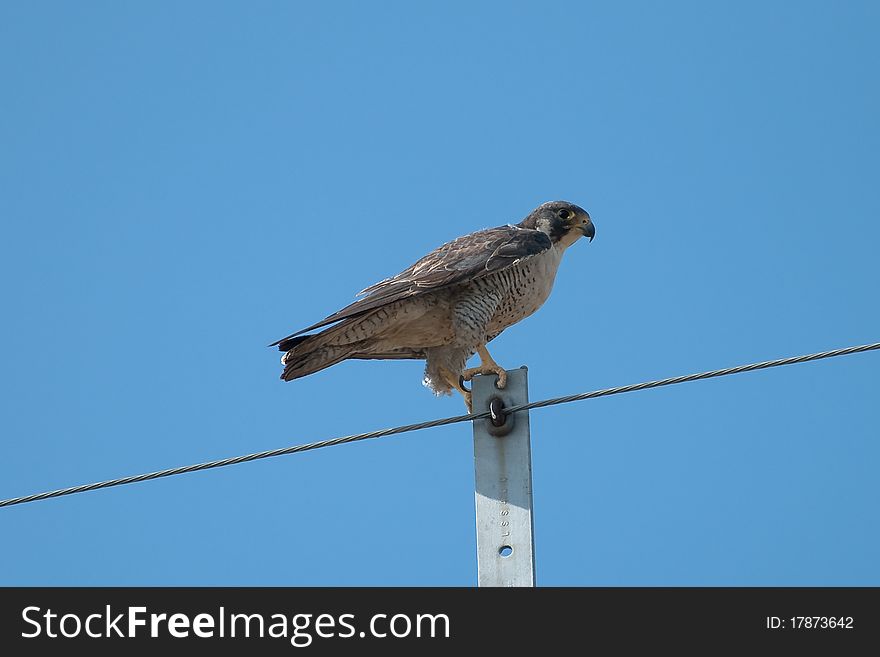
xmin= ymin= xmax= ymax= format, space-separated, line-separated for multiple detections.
xmin=518 ymin=201 xmax=595 ymax=250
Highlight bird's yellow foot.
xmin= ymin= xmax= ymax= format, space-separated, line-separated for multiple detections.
xmin=460 ymin=364 xmax=508 ymax=388
xmin=442 ymin=366 xmax=473 ymax=413
xmin=460 ymin=345 xmax=508 ymax=389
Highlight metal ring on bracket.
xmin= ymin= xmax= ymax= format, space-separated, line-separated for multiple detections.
xmin=489 ymin=398 xmax=507 ymax=427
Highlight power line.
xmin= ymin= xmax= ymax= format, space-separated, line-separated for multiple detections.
xmin=1 ymin=341 xmax=877 ymax=509
xmin=503 ymin=341 xmax=880 ymax=414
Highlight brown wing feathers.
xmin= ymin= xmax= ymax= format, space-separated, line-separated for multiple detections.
xmin=272 ymin=225 xmax=552 ymax=380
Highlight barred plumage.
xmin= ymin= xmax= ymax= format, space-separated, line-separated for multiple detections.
xmin=271 ymin=201 xmax=595 ymax=410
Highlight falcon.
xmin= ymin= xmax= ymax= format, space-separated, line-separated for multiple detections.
xmin=271 ymin=200 xmax=595 ymax=411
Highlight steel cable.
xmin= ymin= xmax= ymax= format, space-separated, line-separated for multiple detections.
xmin=1 ymin=341 xmax=877 ymax=508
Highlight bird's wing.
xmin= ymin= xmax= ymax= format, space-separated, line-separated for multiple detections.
xmin=270 ymin=225 xmax=551 ymax=346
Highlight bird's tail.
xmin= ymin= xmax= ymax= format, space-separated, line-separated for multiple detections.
xmin=276 ymin=316 xmax=370 ymax=381
xmin=280 ymin=340 xmax=356 ymax=381
xmin=275 ymin=304 xmax=431 ymax=380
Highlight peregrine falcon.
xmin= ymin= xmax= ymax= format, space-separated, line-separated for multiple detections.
xmin=271 ymin=200 xmax=595 ymax=411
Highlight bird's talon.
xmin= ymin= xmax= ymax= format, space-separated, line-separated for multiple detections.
xmin=458 ymin=375 xmax=472 ymax=392
xmin=462 ymin=364 xmax=508 ymax=389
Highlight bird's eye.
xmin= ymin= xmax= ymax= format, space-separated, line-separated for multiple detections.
xmin=557 ymin=209 xmax=574 ymax=221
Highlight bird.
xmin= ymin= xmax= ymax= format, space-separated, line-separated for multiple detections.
xmin=270 ymin=200 xmax=595 ymax=411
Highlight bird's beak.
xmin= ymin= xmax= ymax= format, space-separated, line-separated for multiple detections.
xmin=579 ymin=218 xmax=595 ymax=242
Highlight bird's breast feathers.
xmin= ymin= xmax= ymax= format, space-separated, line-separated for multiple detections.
xmin=484 ymin=244 xmax=565 ymax=333
xmin=515 ymin=242 xmax=565 ymax=307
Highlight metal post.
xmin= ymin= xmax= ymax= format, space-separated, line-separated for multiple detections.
xmin=472 ymin=366 xmax=535 ymax=587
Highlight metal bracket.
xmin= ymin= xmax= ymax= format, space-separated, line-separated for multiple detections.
xmin=471 ymin=367 xmax=535 ymax=587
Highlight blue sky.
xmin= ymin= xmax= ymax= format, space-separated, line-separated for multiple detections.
xmin=1 ymin=1 xmax=878 ymax=585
